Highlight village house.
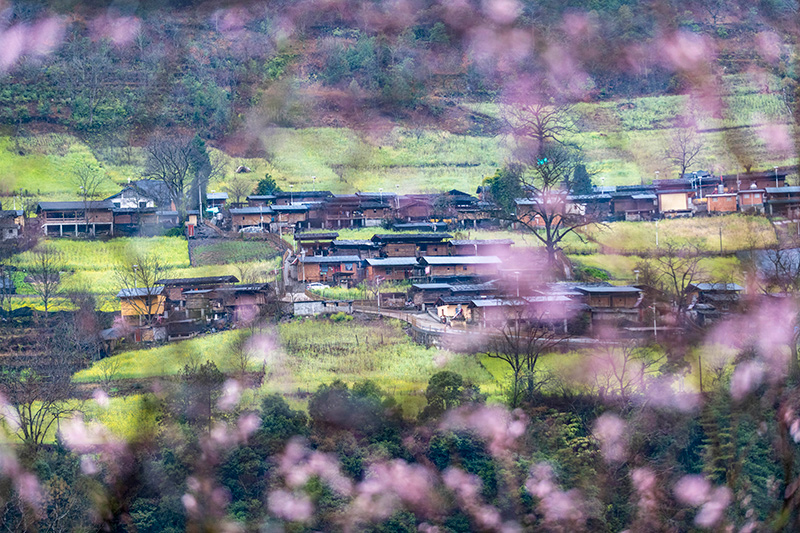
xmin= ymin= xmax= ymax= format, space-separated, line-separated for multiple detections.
xmin=435 ymin=295 xmax=475 ymax=322
xmin=270 ymin=204 xmax=310 ymax=232
xmin=372 ymin=233 xmax=452 ymax=257
xmin=706 ymin=192 xmax=738 ymax=214
xmin=575 ymin=285 xmax=642 ymax=329
xmin=206 ymin=192 xmax=228 ymax=209
xmin=330 ymin=239 xmax=382 ymax=259
xmin=295 ymin=255 xmax=361 ymax=284
xmin=449 ymin=239 xmax=513 ymax=256
xmin=294 ymin=232 xmax=339 ymax=256
xmin=419 ymin=255 xmax=502 ymax=278
xmin=738 ymin=187 xmax=766 ymax=213
xmin=408 ymin=283 xmax=454 ymax=310
xmin=117 ymin=286 xmax=167 ymax=326
xmin=0 ymin=209 xmax=24 ymax=240
xmin=395 ymin=195 xmax=435 ymax=221
xmin=654 ymin=179 xmax=692 ymax=217
xmin=365 ymin=257 xmax=420 ymax=281
xmin=230 ymin=206 xmax=272 ymax=231
xmin=246 ymin=195 xmax=276 ymax=207
xmin=609 ymin=186 xmax=658 ymax=221
xmin=37 ymin=200 xmax=115 ymax=237
xmin=765 ymin=187 xmax=800 ymax=219
xmin=273 ymin=190 xmax=333 ymax=206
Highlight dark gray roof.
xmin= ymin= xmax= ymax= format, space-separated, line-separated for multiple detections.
xmin=117 ymin=286 xmax=164 ymax=298
xmin=575 ymin=285 xmax=641 ymax=294
xmin=392 ymin=222 xmax=448 ymax=231
xmin=231 ymin=207 xmax=273 ymax=215
xmin=157 ymin=275 xmax=239 ymax=286
xmin=766 ymin=187 xmax=800 ymax=194
xmin=38 ymin=200 xmax=112 ymax=210
xmin=271 ymin=204 xmax=310 ymax=212
xmin=371 ymin=233 xmax=452 ymax=243
xmin=294 ymin=232 xmax=339 ymax=241
xmin=0 ymin=210 xmax=23 ymax=218
xmin=690 ymin=283 xmax=744 ymax=292
xmin=365 ymin=257 xmax=420 ymax=267
xmin=420 ymin=256 xmax=502 ymax=266
xmin=300 ymin=255 xmax=361 ymax=264
xmin=207 ymin=192 xmax=228 ymax=200
xmin=274 ymin=190 xmax=333 ymax=198
xmin=411 ymin=283 xmax=453 ymax=290
xmin=247 ymin=195 xmax=276 ymax=200
xmin=450 ymin=239 xmax=514 ymax=246
xmin=332 ymin=239 xmax=380 ymax=248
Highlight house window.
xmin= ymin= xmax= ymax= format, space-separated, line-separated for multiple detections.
xmin=113 ymin=202 xmax=121 ymax=209
xmin=345 ymin=263 xmax=353 ymax=270
xmin=463 ymin=266 xmax=468 ymax=271
xmin=139 ymin=201 xmax=148 ymax=208
xmin=744 ymin=194 xmax=750 ymax=200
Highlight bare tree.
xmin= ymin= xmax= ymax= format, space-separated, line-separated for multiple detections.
xmin=485 ymin=303 xmax=564 ymax=408
xmin=73 ymin=163 xmax=108 ymax=234
xmin=665 ymin=125 xmax=703 ymax=178
xmin=114 ymin=254 xmax=168 ymax=326
xmin=592 ymin=342 xmax=664 ymax=401
xmin=97 ymin=357 xmax=123 ymax=393
xmin=652 ymin=242 xmax=706 ymax=321
xmin=502 ymin=100 xmax=576 ymax=158
xmin=511 ymin=145 xmax=603 ymax=271
xmin=143 ymin=136 xmax=194 ymax=221
xmin=26 ymin=245 xmax=64 ymax=320
xmin=224 ymin=174 xmax=255 ymax=206
xmin=61 ymin=37 xmax=113 ymax=129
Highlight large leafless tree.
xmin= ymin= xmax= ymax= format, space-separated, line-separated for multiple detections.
xmin=26 ymin=245 xmax=64 ymax=321
xmin=73 ymin=163 xmax=108 ymax=233
xmin=665 ymin=125 xmax=703 ymax=178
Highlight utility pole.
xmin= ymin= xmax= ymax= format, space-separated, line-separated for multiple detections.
xmin=198 ymin=181 xmax=203 ymax=223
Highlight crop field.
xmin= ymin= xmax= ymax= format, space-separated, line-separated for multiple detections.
xmin=6 ymin=73 xmax=796 ymax=205
xmin=585 ymin=215 xmax=777 ymax=254
xmin=191 ymin=240 xmax=280 ymax=266
xmin=570 ymin=254 xmax=743 ymax=284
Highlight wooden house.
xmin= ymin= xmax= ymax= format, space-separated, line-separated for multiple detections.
xmin=721 ymin=170 xmax=786 ymax=191
xmin=294 ymin=232 xmax=339 ymax=256
xmin=297 ymin=255 xmax=361 ymax=284
xmin=117 ymin=286 xmax=166 ymax=326
xmin=0 ymin=210 xmax=24 ymax=240
xmin=765 ymin=187 xmax=800 ymax=219
xmin=273 ymin=191 xmax=333 ymax=205
xmin=575 ymin=285 xmax=642 ymax=328
xmin=449 ymin=239 xmax=513 ymax=256
xmin=157 ymin=276 xmax=239 ymax=309
xmin=330 ymin=239 xmax=382 ymax=258
xmin=609 ymin=186 xmax=658 ymax=221
xmin=408 ymin=283 xmax=453 ymax=309
xmin=365 ymin=257 xmax=420 ymax=281
xmin=435 ymin=295 xmax=474 ymax=322
xmin=372 ymin=233 xmax=452 ymax=257
xmin=230 ymin=206 xmax=272 ymax=231
xmin=419 ymin=255 xmax=502 ymax=278
xmin=654 ymin=179 xmax=692 ymax=216
xmin=271 ymin=205 xmax=310 ymax=231
xmin=395 ymin=196 xmax=434 ymax=221
xmin=37 ymin=201 xmax=115 ymax=237
xmin=207 ymin=192 xmax=228 ymax=209
xmin=246 ymin=195 xmax=276 ymax=207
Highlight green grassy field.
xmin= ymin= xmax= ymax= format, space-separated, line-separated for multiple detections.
xmin=192 ymin=240 xmax=280 ymax=266
xmin=570 ymin=254 xmax=743 ymax=284
xmin=4 ymin=73 xmax=795 ymax=204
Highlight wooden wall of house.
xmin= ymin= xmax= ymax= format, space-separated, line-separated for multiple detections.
xmin=382 ymin=243 xmax=417 ymax=257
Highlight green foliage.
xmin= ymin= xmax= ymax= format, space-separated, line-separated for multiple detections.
xmin=419 ymin=371 xmax=484 ymax=421
xmin=571 ymin=164 xmax=593 ymax=195
xmin=483 ymin=166 xmax=523 ymax=215
xmin=329 ymin=311 xmax=354 ymax=322
xmin=255 ymin=173 xmax=282 ymax=195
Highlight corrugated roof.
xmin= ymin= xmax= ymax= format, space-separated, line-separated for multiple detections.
xmin=230 ymin=207 xmax=273 ymax=214
xmin=157 ymin=275 xmax=239 ymax=285
xmin=766 ymin=187 xmax=800 ymax=194
xmin=411 ymin=283 xmax=453 ymax=290
xmin=575 ymin=285 xmax=641 ymax=294
xmin=207 ymin=192 xmax=228 ymax=200
xmin=117 ymin=286 xmax=164 ymax=298
xmin=371 ymin=233 xmax=452 ymax=243
xmin=38 ymin=200 xmax=112 ymax=210
xmin=332 ymin=239 xmax=379 ymax=247
xmin=450 ymin=239 xmax=514 ymax=246
xmin=420 ymin=256 xmax=502 ymax=265
xmin=691 ymin=282 xmax=744 ymax=291
xmin=300 ymin=255 xmax=361 ymax=264
xmin=294 ymin=232 xmax=339 ymax=241
xmin=365 ymin=257 xmax=420 ymax=267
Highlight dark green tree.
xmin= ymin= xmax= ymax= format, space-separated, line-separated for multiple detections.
xmin=483 ymin=166 xmax=523 ymax=214
xmin=255 ymin=173 xmax=282 ymax=195
xmin=419 ymin=371 xmax=484 ymax=420
xmin=569 ymin=164 xmax=593 ymax=195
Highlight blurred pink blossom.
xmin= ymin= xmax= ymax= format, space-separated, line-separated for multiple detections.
xmin=730 ymin=361 xmax=765 ymax=401
xmin=755 ymin=32 xmax=782 ymax=63
xmin=482 ymin=0 xmax=520 ymax=25
xmin=89 ymin=14 xmax=141 ymax=46
xmin=631 ymin=468 xmax=657 ymax=514
xmin=526 ymin=463 xmax=585 ymax=525
xmin=759 ymin=123 xmax=794 ymax=156
xmin=269 ymin=489 xmax=313 ymax=522
xmin=442 ymin=405 xmax=527 ymax=456
xmin=694 ymin=486 xmax=732 ymax=528
xmin=279 ymin=439 xmax=353 ymax=495
xmin=217 ymin=379 xmax=242 ymax=411
xmin=593 ymin=412 xmax=628 ymax=462
xmin=674 ymin=475 xmax=711 ymax=507
xmin=93 ymin=389 xmax=110 ymax=408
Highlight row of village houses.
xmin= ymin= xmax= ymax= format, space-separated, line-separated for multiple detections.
xmin=11 ymin=167 xmax=800 ymax=239
xmin=114 ymin=269 xmax=745 ymax=344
